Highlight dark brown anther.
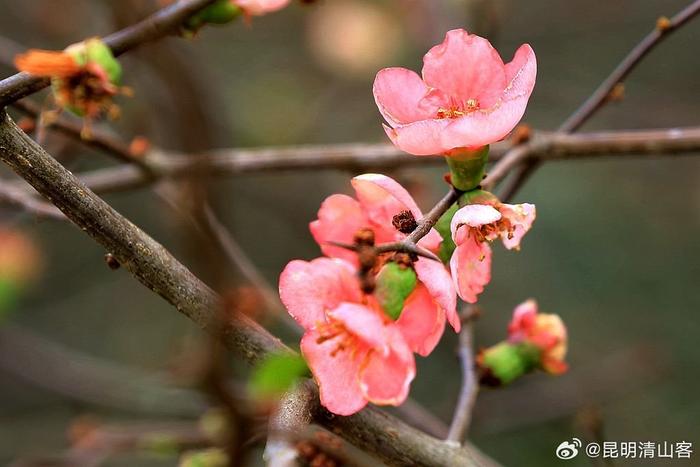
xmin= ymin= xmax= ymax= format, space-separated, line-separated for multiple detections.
xmin=392 ymin=210 xmax=418 ymax=234
xmin=104 ymin=252 xmax=120 ymax=270
xmin=353 ymin=228 xmax=375 ymax=247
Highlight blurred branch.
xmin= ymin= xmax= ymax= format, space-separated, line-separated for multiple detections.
xmin=494 ymin=0 xmax=700 ymax=201
xmin=0 ymin=181 xmax=64 ymax=219
xmin=0 ymin=0 xmax=217 ymax=107
xmin=12 ymin=99 xmax=151 ymax=169
xmin=0 ymin=113 xmax=493 ymax=467
xmin=446 ymin=310 xmax=480 ymax=444
xmin=11 ymin=420 xmax=209 ymax=467
xmin=0 ymin=324 xmax=205 ymax=417
xmin=67 ymin=126 xmax=700 ymax=196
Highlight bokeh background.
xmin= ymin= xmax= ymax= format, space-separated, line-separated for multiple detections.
xmin=0 ymin=0 xmax=698 ymax=465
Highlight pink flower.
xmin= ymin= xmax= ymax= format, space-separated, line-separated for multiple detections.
xmin=373 ymin=29 xmax=537 ymax=155
xmin=279 ymin=257 xmax=415 ymax=415
xmin=508 ymin=299 xmax=568 ymax=374
xmin=310 ymin=173 xmax=460 ymax=347
xmin=234 ymin=0 xmax=289 ymax=15
xmin=450 ymin=200 xmax=535 ymax=302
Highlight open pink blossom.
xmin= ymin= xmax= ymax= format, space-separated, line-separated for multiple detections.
xmin=373 ymin=29 xmax=537 ymax=155
xmin=450 ymin=201 xmax=535 ymax=302
xmin=234 ymin=0 xmax=290 ymax=15
xmin=279 ymin=257 xmax=415 ymax=415
xmin=310 ymin=173 xmax=460 ymax=345
xmin=508 ymin=299 xmax=568 ymax=374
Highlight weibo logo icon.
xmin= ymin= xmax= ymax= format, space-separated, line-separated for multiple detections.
xmin=556 ymin=438 xmax=582 ymax=460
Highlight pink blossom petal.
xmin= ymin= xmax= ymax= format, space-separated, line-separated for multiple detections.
xmin=234 ymin=0 xmax=290 ymax=15
xmin=301 ymin=330 xmax=368 ymax=416
xmin=359 ymin=345 xmax=415 ymax=406
xmin=310 ymin=194 xmax=367 ymax=264
xmin=383 ymin=119 xmax=453 ymax=156
xmin=499 ymin=203 xmax=536 ymax=250
xmin=422 ymin=29 xmax=507 ymax=108
xmin=414 ymin=258 xmax=459 ymax=332
xmin=330 ymin=303 xmax=391 ymax=354
xmin=351 ymin=174 xmax=431 ymax=244
xmin=450 ymin=240 xmax=492 ymax=303
xmin=438 ymin=43 xmax=537 ymax=149
xmin=279 ymin=258 xmax=362 ymax=329
xmin=396 ymin=284 xmax=446 ymax=356
xmin=373 ymin=68 xmax=436 ymax=127
xmin=450 ymin=204 xmax=501 ymax=244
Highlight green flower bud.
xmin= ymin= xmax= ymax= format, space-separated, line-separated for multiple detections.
xmin=459 ymin=188 xmax=499 ymax=207
xmin=478 ymin=341 xmax=541 ymax=386
xmin=375 ymin=261 xmax=417 ymax=320
xmin=445 ymin=145 xmax=489 ymax=191
xmin=185 ymin=0 xmax=242 ymax=31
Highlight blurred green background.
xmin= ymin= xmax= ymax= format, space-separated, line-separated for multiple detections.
xmin=0 ymin=0 xmax=698 ymax=465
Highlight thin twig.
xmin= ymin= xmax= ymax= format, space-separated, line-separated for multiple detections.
xmin=493 ymin=0 xmax=700 ymax=201
xmin=446 ymin=309 xmax=480 ymax=444
xmin=0 ymin=0 xmax=217 ymax=107
xmin=12 ymin=99 xmax=151 ymax=169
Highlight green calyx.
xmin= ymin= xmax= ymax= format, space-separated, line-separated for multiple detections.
xmin=66 ymin=38 xmax=122 ymax=84
xmin=185 ymin=0 xmax=242 ymax=31
xmin=479 ymin=341 xmax=542 ymax=386
xmin=375 ymin=261 xmax=417 ymax=320
xmin=435 ymin=203 xmax=458 ymax=263
xmin=445 ymin=145 xmax=489 ymax=191
xmin=459 ymin=188 xmax=499 ymax=207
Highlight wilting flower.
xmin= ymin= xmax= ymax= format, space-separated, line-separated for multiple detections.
xmin=15 ymin=38 xmax=126 ymax=126
xmin=507 ymin=299 xmax=568 ymax=374
xmin=373 ymin=28 xmax=536 ymax=156
xmin=450 ymin=194 xmax=535 ymax=302
xmin=310 ymin=173 xmax=460 ymax=351
xmin=279 ymin=257 xmax=415 ymax=415
xmin=477 ymin=299 xmax=567 ymax=386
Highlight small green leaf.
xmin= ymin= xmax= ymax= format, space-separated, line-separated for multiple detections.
xmin=249 ymin=352 xmax=309 ymax=400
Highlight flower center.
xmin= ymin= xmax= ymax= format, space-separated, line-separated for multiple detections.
xmin=436 ymin=98 xmax=480 ymax=119
xmin=316 ymin=321 xmax=359 ymax=357
xmin=468 ymin=215 xmax=515 ymax=244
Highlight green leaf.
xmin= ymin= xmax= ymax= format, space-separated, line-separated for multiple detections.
xmin=249 ymin=352 xmax=309 ymax=400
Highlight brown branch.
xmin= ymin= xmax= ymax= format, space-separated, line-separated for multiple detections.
xmin=491 ymin=0 xmax=700 ymax=201
xmin=0 ymin=0 xmax=217 ymax=107
xmin=446 ymin=311 xmax=480 ymax=444
xmin=12 ymin=99 xmax=150 ymax=168
xmin=0 ymin=112 xmax=491 ymax=466
xmin=61 ymin=126 xmax=700 ymax=196
xmin=560 ymin=0 xmax=700 ymax=133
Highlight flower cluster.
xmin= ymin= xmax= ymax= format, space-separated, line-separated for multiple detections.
xmin=279 ymin=29 xmax=567 ymax=416
xmin=478 ymin=299 xmax=568 ymax=386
